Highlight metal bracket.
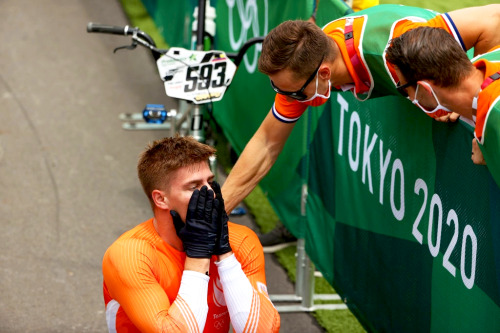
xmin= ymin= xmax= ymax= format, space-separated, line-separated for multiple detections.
xmin=269 ymin=238 xmax=348 ymax=313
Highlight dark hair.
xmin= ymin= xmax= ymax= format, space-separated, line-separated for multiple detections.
xmin=386 ymin=27 xmax=474 ymax=87
xmin=137 ymin=136 xmax=216 ymax=207
xmin=258 ymin=20 xmax=334 ymax=79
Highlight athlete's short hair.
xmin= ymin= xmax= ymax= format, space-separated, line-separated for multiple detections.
xmin=137 ymin=136 xmax=216 ymax=207
xmin=385 ymin=26 xmax=474 ymax=87
xmin=258 ymin=20 xmax=334 ymax=80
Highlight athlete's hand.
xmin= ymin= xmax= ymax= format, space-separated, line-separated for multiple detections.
xmin=211 ymin=181 xmax=232 ymax=256
xmin=471 ymin=138 xmax=486 ymax=165
xmin=171 ymin=186 xmax=219 ymax=258
xmin=435 ymin=112 xmax=460 ymax=123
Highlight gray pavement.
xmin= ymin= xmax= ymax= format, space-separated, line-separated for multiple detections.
xmin=0 ymin=0 xmax=324 ymax=332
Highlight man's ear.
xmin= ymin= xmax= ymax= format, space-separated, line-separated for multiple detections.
xmin=152 ymin=189 xmax=170 ymax=210
xmin=416 ymin=80 xmax=433 ymax=95
xmin=318 ymin=65 xmax=331 ymax=80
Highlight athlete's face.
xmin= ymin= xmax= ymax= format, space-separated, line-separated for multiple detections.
xmin=165 ymin=161 xmax=215 ymax=222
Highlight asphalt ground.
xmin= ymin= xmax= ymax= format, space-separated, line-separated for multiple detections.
xmin=0 ymin=0 xmax=324 ymax=332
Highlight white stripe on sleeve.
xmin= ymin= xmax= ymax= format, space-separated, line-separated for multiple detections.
xmin=105 ymin=299 xmax=120 ymax=333
xmin=216 ymin=254 xmax=257 ymax=333
xmin=177 ymin=270 xmax=210 ymax=332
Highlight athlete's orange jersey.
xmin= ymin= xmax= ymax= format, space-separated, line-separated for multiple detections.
xmin=385 ymin=15 xmax=465 ymax=84
xmin=103 ymin=219 xmax=280 ymax=332
xmin=473 ymin=50 xmax=500 ymax=142
xmin=272 ymin=11 xmax=464 ymax=123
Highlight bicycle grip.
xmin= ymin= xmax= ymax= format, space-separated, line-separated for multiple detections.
xmin=87 ymin=22 xmax=134 ymax=35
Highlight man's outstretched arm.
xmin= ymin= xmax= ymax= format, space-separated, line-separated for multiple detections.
xmin=222 ymin=109 xmax=296 ymax=212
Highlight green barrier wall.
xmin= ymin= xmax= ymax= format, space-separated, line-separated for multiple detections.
xmin=141 ymin=0 xmax=500 ymax=331
xmin=306 ymin=93 xmax=500 ymax=332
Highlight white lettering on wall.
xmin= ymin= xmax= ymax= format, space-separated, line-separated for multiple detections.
xmin=348 ymin=111 xmax=361 ymax=172
xmin=335 ymin=95 xmax=477 ymax=290
xmin=390 ymin=158 xmax=405 ymax=221
xmin=362 ymin=125 xmax=378 ymax=194
xmin=379 ymin=141 xmax=392 ymax=205
xmin=337 ymin=94 xmax=349 ymax=156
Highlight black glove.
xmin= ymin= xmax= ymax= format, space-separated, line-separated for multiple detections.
xmin=171 ymin=186 xmax=219 ymax=258
xmin=211 ymin=181 xmax=232 ymax=255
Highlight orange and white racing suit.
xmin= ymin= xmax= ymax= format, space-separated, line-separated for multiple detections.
xmin=103 ymin=219 xmax=280 ymax=333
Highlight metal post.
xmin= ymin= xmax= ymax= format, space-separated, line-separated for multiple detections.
xmin=190 ymin=0 xmax=207 ymax=143
xmin=301 ymin=252 xmax=315 ymax=310
xmin=196 ymin=0 xmax=206 ymax=51
xmin=295 ymin=238 xmax=305 ymax=298
xmin=294 ymin=183 xmax=309 ymax=298
xmin=269 ymin=184 xmax=347 ymax=312
xmin=190 ymin=104 xmax=205 ymax=142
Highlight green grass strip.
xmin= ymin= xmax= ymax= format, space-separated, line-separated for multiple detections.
xmin=118 ymin=0 xmax=169 ymax=49
xmin=243 ymin=192 xmax=366 ymax=332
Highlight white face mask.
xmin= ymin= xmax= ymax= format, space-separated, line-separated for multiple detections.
xmin=412 ymin=81 xmax=451 ymax=114
xmin=298 ymin=74 xmax=331 ymax=103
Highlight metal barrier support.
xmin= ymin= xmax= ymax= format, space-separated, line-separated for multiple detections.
xmin=268 ymin=183 xmax=347 ymax=313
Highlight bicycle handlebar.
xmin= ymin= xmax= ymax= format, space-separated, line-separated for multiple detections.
xmin=87 ymin=23 xmax=136 ymax=36
xmin=87 ymin=22 xmax=159 ymax=59
xmin=87 ymin=22 xmax=262 ymax=66
xmin=226 ymin=37 xmax=265 ymax=67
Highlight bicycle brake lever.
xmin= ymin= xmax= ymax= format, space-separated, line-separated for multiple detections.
xmin=113 ymin=41 xmax=138 ymax=53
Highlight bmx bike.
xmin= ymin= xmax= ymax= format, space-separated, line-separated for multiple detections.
xmin=87 ymin=12 xmax=263 ymax=179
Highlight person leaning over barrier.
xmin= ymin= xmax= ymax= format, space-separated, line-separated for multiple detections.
xmin=102 ymin=136 xmax=280 ymax=333
xmin=386 ymin=26 xmax=500 ymax=188
xmin=221 ymin=4 xmax=500 ymax=213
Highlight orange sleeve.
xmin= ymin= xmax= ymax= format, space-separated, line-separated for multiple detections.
xmin=103 ymin=238 xmax=193 ymax=332
xmin=228 ymin=223 xmax=281 ymax=332
xmin=272 ymin=94 xmax=309 ymax=123
xmin=474 ymin=60 xmax=500 ymax=141
xmin=273 ymin=90 xmax=331 ymax=123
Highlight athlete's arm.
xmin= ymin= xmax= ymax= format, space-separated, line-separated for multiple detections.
xmin=103 ymin=242 xmax=210 ymax=333
xmin=447 ymin=4 xmax=500 ymax=56
xmin=221 ymin=109 xmax=296 ymax=212
xmin=216 ymin=227 xmax=280 ymax=333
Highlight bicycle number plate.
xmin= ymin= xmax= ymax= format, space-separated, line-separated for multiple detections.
xmin=157 ymin=47 xmax=237 ymax=104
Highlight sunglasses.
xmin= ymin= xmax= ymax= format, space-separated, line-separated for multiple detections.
xmin=396 ymin=81 xmax=415 ymax=98
xmin=270 ymin=56 xmax=325 ymax=101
